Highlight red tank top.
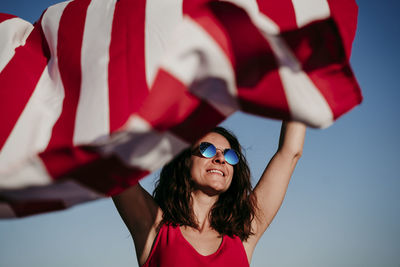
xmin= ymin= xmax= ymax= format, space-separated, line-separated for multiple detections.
xmin=142 ymin=224 xmax=249 ymax=267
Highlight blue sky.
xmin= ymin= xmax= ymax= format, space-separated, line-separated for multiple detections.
xmin=1 ymin=0 xmax=399 ymax=266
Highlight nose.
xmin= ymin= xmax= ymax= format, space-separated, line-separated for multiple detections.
xmin=212 ymin=149 xmax=226 ymax=164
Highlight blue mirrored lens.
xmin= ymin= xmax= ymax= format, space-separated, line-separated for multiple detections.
xmin=224 ymin=149 xmax=239 ymax=165
xmin=199 ymin=142 xmax=239 ymax=165
xmin=199 ymin=142 xmax=216 ymax=158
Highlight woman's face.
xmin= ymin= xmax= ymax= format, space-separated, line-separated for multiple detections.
xmin=190 ymin=132 xmax=234 ymax=195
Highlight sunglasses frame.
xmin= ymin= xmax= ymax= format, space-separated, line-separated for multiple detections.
xmin=197 ymin=142 xmax=239 ymax=165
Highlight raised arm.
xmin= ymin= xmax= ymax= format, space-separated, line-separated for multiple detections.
xmin=112 ymin=184 xmax=162 ymax=266
xmin=243 ymin=121 xmax=306 ymax=259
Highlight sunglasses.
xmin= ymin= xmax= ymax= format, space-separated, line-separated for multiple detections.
xmin=198 ymin=142 xmax=239 ymax=165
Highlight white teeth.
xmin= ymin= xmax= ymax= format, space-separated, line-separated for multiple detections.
xmin=208 ymin=170 xmax=224 ymax=176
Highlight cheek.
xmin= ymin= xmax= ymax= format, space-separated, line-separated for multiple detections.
xmin=189 ymin=157 xmax=203 ymax=177
xmin=228 ymin=166 xmax=234 ymax=178
xmin=228 ymin=167 xmax=235 ymax=184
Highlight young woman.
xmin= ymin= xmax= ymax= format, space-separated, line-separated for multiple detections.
xmin=113 ymin=121 xmax=306 ymax=266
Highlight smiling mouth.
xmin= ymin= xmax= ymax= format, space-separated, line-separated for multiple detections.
xmin=207 ymin=169 xmax=224 ymax=176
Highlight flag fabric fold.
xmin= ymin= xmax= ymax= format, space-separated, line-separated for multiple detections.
xmin=0 ymin=0 xmax=362 ymax=218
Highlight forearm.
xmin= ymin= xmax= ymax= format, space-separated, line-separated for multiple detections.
xmin=252 ymin=121 xmax=306 ymax=233
xmin=278 ymin=121 xmax=306 ymax=157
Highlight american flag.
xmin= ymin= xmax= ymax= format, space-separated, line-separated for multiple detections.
xmin=0 ymin=0 xmax=362 ymax=218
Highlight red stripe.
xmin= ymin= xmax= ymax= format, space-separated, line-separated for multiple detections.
xmin=139 ymin=69 xmax=202 ymax=132
xmin=206 ymin=2 xmax=278 ymax=86
xmin=183 ymin=1 xmax=235 ymax=66
xmin=327 ymin=0 xmax=358 ymax=60
xmin=256 ymin=0 xmax=297 ymax=31
xmin=2 ymin=157 xmax=148 ymax=217
xmin=0 ymin=20 xmax=49 ymax=150
xmin=39 ymin=146 xmax=148 ymax=195
xmin=66 ymin=155 xmax=149 ymax=196
xmin=181 ymin=1 xmax=290 ymax=122
xmin=205 ymin=2 xmax=290 ymax=117
xmin=237 ymin=69 xmax=291 ymax=120
xmin=0 ymin=13 xmax=17 ymax=23
xmin=182 ymin=0 xmax=209 ymax=14
xmin=309 ymin=64 xmax=361 ymax=120
xmin=282 ymin=18 xmax=362 ymax=119
xmin=5 ymin=200 xmax=66 ymax=217
xmin=44 ymin=0 xmax=91 ymax=149
xmin=141 ymin=69 xmax=226 ymax=143
xmin=170 ymin=99 xmax=227 ymax=143
xmin=40 ymin=146 xmax=100 ymax=180
xmin=108 ymin=0 xmax=149 ymax=132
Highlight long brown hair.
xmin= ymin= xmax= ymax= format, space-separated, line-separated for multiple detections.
xmin=153 ymin=127 xmax=257 ymax=241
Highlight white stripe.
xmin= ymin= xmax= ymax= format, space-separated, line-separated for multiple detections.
xmin=245 ymin=0 xmax=334 ymax=129
xmin=265 ymin=34 xmax=333 ymax=128
xmin=0 ymin=180 xmax=103 ymax=206
xmin=159 ymin=17 xmax=239 ymax=116
xmin=291 ymin=0 xmax=330 ymax=27
xmin=73 ymin=0 xmax=116 ymax=145
xmin=222 ymin=0 xmax=333 ymax=127
xmin=279 ymin=66 xmax=334 ymax=128
xmin=43 ymin=1 xmax=71 ymax=57
xmin=0 ymin=155 xmax=52 ymax=189
xmin=145 ymin=0 xmax=183 ymax=87
xmin=0 ymin=66 xmax=59 ymax=167
xmin=0 ymin=180 xmax=103 ymax=218
xmin=0 ymin=17 xmax=33 ymax=73
xmin=97 ymin=115 xmax=189 ymax=171
xmin=0 ymin=3 xmax=68 ymax=169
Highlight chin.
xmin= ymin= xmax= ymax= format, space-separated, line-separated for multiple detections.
xmin=210 ymin=184 xmax=230 ymax=194
xmin=200 ymin=184 xmax=229 ymax=196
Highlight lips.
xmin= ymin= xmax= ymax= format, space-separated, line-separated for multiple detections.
xmin=207 ymin=169 xmax=224 ymax=176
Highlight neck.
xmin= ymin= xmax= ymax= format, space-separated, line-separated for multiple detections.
xmin=190 ymin=190 xmax=218 ymax=231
